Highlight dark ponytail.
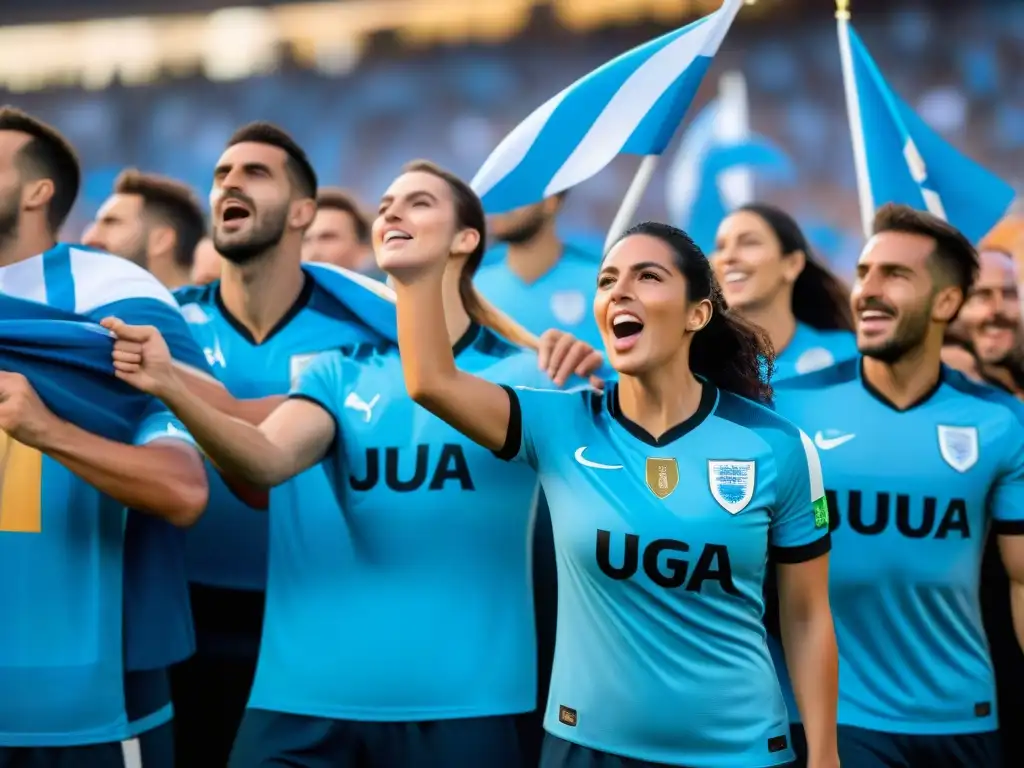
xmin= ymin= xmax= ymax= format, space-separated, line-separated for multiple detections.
xmin=617 ymin=221 xmax=774 ymax=405
xmin=737 ymin=203 xmax=854 ymax=332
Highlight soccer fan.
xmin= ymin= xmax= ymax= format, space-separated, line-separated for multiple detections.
xmin=191 ymin=236 xmax=221 ymax=285
xmin=0 ymin=107 xmax=210 ymax=767
xmin=83 ymin=169 xmax=206 ymax=290
xmin=166 ymin=122 xmax=397 ymax=768
xmin=302 ymin=187 xmax=381 ymax=278
xmin=952 ymin=246 xmax=1024 ymax=397
xmin=941 ymin=329 xmax=985 ymax=383
xmin=711 ymin=204 xmax=857 ymax=379
xmin=376 ymin=205 xmax=840 ymax=766
xmin=772 ymin=204 xmax=1024 ymax=768
xmin=104 ymin=160 xmax=602 ymax=768
xmin=475 ymin=192 xmax=602 ymax=346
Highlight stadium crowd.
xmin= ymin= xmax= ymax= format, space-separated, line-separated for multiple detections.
xmin=2 ymin=2 xmax=1024 ymax=768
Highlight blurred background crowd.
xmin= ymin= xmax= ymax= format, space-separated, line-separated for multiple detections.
xmin=3 ymin=0 xmax=1024 ymax=275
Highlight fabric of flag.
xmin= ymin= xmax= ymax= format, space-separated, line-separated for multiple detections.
xmin=302 ymin=261 xmax=397 ymax=343
xmin=471 ymin=0 xmax=744 ymax=214
xmin=0 ymin=294 xmax=151 ymax=443
xmin=844 ymin=25 xmax=1015 ymax=243
xmin=666 ymin=99 xmax=795 ymax=253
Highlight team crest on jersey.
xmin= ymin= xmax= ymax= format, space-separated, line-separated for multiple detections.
xmin=180 ymin=303 xmax=210 ymax=325
xmin=937 ymin=425 xmax=979 ymax=473
xmin=645 ymin=457 xmax=679 ymax=499
xmin=289 ymin=353 xmax=319 ymax=388
xmin=708 ymin=460 xmax=756 ymax=514
xmin=550 ymin=290 xmax=586 ymax=326
xmin=794 ymin=347 xmax=834 ymax=374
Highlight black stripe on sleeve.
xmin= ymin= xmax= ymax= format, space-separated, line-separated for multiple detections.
xmin=771 ymin=532 xmax=831 ymax=564
xmin=992 ymin=519 xmax=1024 ymax=536
xmin=287 ymin=393 xmax=339 ymax=446
xmin=492 ymin=384 xmax=523 ymax=462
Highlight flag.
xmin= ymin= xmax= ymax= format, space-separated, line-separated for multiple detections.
xmin=303 ymin=262 xmax=397 ymax=343
xmin=666 ymin=99 xmax=795 ymax=253
xmin=0 ymin=294 xmax=152 ymax=443
xmin=840 ymin=23 xmax=1015 ymax=243
xmin=471 ymin=0 xmax=744 ymax=214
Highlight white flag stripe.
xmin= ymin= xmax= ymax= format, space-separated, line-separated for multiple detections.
xmin=470 ymin=90 xmax=570 ymax=198
xmin=544 ymin=18 xmax=721 ymax=196
xmin=471 ymin=0 xmax=744 ymax=212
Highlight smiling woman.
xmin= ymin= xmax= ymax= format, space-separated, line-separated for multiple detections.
xmin=383 ymin=215 xmax=841 ymax=768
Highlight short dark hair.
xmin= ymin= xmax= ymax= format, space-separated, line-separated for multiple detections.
xmin=316 ymin=187 xmax=370 ymax=243
xmin=226 ymin=122 xmax=317 ymax=198
xmin=0 ymin=106 xmax=80 ymax=233
xmin=115 ymin=169 xmax=206 ymax=268
xmin=872 ymin=203 xmax=979 ymax=296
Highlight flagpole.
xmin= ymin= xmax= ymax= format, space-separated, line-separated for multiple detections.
xmin=836 ymin=0 xmax=874 ymax=239
xmin=605 ymin=155 xmax=659 ymax=252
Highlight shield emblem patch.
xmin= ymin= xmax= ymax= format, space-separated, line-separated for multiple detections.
xmin=289 ymin=353 xmax=319 ymax=388
xmin=645 ymin=457 xmax=679 ymax=500
xmin=937 ymin=425 xmax=978 ymax=473
xmin=708 ymin=460 xmax=756 ymax=514
xmin=550 ymin=290 xmax=586 ymax=326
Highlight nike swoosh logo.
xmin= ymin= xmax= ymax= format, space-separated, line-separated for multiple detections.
xmin=814 ymin=431 xmax=856 ymax=450
xmin=574 ymin=447 xmax=623 ymax=470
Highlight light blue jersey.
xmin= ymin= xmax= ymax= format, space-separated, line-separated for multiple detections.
xmin=499 ymin=382 xmax=830 ymax=766
xmin=474 ymin=242 xmax=602 ymax=347
xmin=773 ymin=322 xmax=857 ymax=381
xmin=0 ymin=244 xmax=202 ymax=746
xmin=273 ymin=324 xmax=551 ymax=720
xmin=175 ymin=269 xmax=386 ymax=592
xmin=773 ymin=359 xmax=1024 ymax=735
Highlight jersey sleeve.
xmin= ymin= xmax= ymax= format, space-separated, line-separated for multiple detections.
xmin=89 ymin=296 xmax=214 ymax=378
xmin=289 ymin=350 xmax=345 ymax=428
xmin=494 ymin=384 xmax=581 ymax=468
xmin=133 ymin=399 xmax=197 ymax=449
xmin=769 ymin=429 xmax=832 ymax=563
xmin=990 ymin=417 xmax=1024 ymax=534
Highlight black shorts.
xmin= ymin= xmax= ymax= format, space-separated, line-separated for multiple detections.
xmin=788 ymin=723 xmax=1001 ymax=768
xmin=229 ymin=708 xmax=524 ymax=768
xmin=539 ymin=734 xmax=689 ymax=768
xmin=0 ymin=722 xmax=173 ymax=768
xmin=125 ymin=668 xmax=174 ymax=768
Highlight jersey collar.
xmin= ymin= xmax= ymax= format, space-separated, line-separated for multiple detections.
xmin=858 ymin=357 xmax=944 ymax=412
xmin=216 ymin=271 xmax=314 ymax=346
xmin=452 ymin=321 xmax=482 ymax=357
xmin=606 ymin=380 xmax=718 ymax=447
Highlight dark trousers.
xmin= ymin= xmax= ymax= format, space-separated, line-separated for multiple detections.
xmin=169 ymin=584 xmax=263 ymax=768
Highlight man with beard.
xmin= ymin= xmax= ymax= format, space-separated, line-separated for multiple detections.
xmin=769 ymin=204 xmax=1024 ymax=768
xmin=474 ymin=192 xmax=601 ymax=346
xmin=953 ymin=247 xmax=1024 ymax=397
xmin=84 ymin=170 xmax=205 ymax=290
xmin=167 ymin=122 xmax=395 ymax=767
xmin=0 ymin=107 xmax=210 ymax=768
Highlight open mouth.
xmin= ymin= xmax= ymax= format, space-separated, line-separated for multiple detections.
xmin=383 ymin=229 xmax=412 ymax=244
xmin=611 ymin=313 xmax=644 ymax=351
xmin=222 ymin=203 xmax=251 ymax=223
xmin=722 ymin=270 xmax=749 ymax=287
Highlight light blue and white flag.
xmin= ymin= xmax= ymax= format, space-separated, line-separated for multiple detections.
xmin=665 ymin=80 xmax=795 ymax=253
xmin=471 ymin=0 xmax=744 ymax=214
xmin=838 ymin=16 xmax=1015 ymax=242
